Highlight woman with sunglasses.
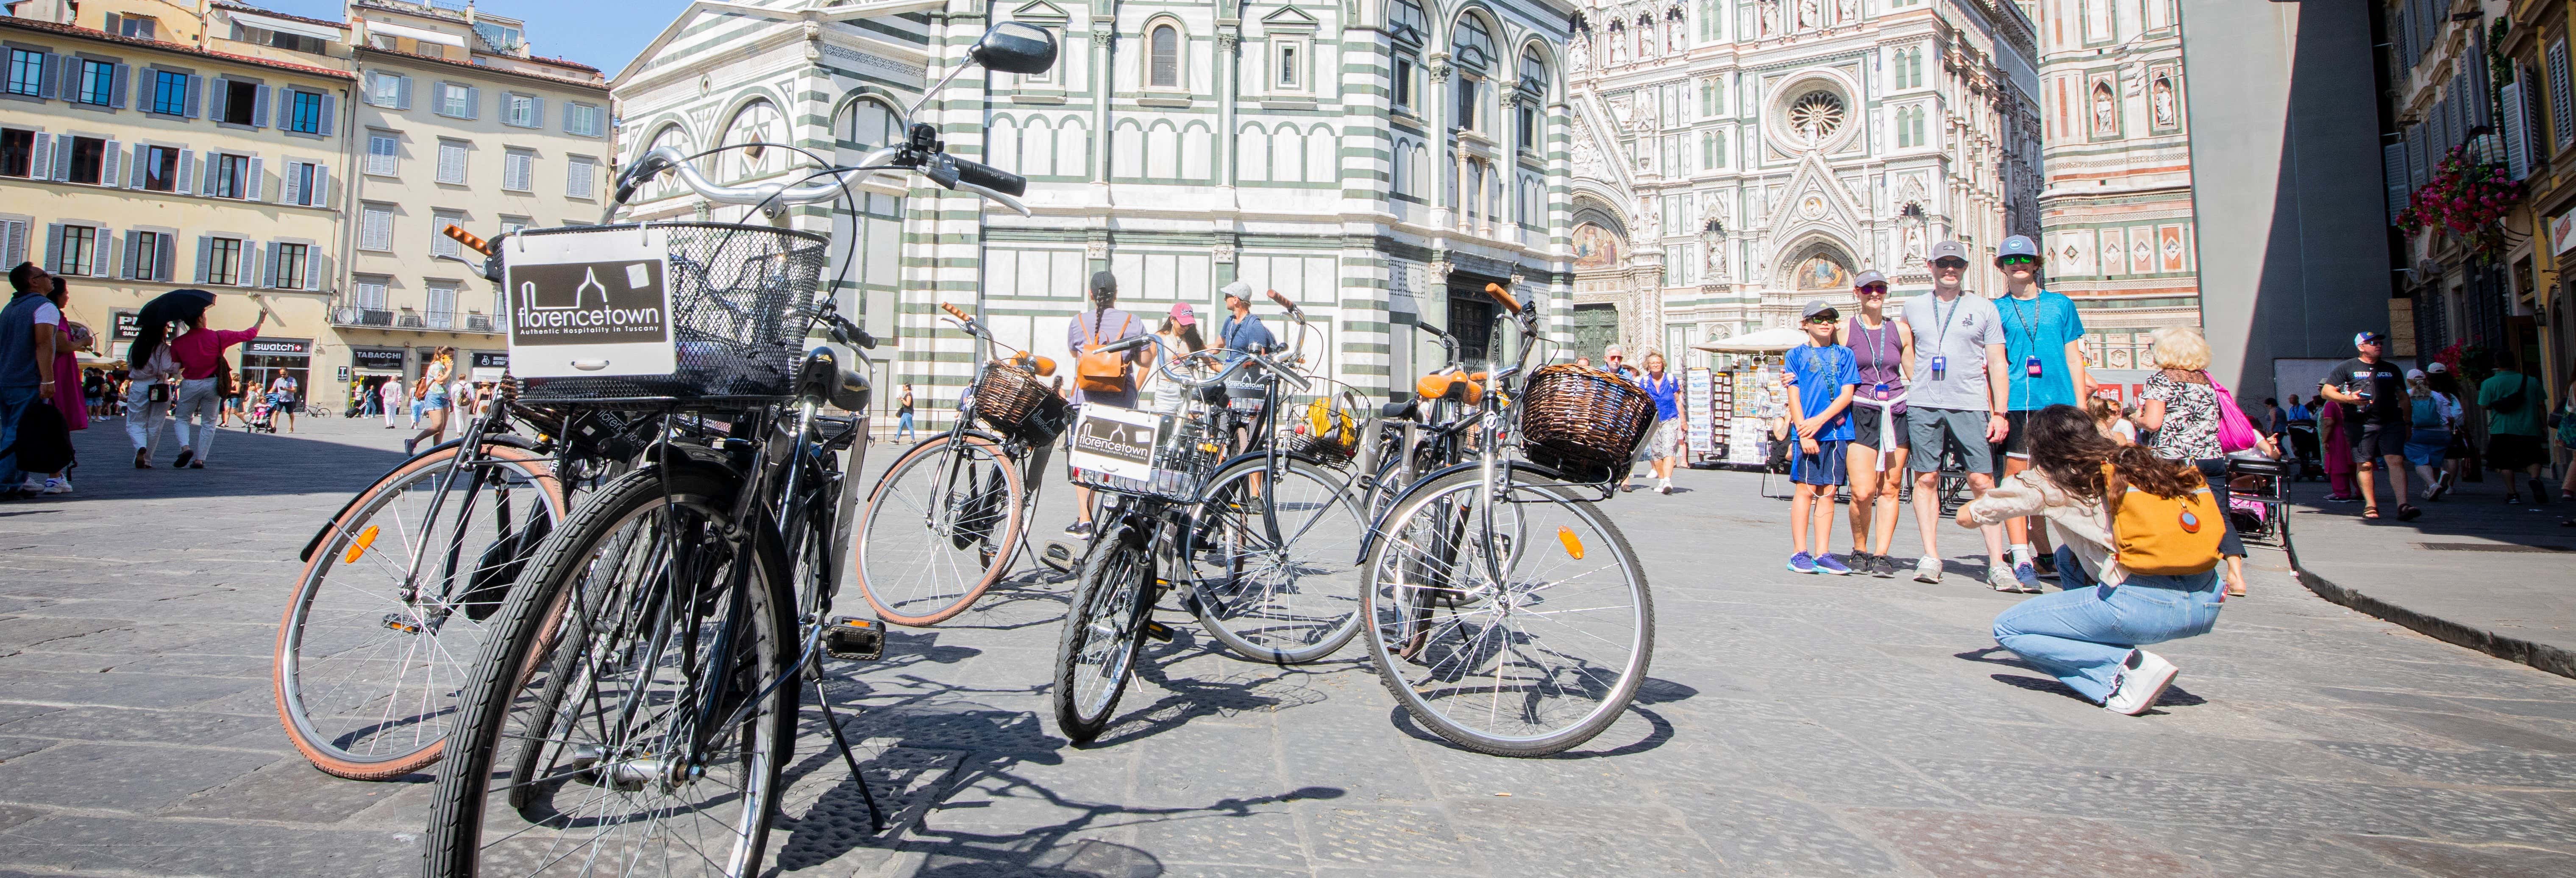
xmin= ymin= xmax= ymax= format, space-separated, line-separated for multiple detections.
xmin=1841 ymin=270 xmax=1912 ymax=577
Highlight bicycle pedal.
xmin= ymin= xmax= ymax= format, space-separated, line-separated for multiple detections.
xmin=1141 ymin=620 xmax=1175 ymax=642
xmin=1039 ymin=542 xmax=1076 ymax=573
xmin=822 ymin=616 xmax=885 ymax=661
xmin=380 ymin=613 xmax=424 ymax=634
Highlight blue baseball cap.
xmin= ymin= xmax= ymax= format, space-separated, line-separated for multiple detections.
xmin=2354 ymin=331 xmax=2386 ymax=348
xmin=1995 ymin=235 xmax=2042 ymax=265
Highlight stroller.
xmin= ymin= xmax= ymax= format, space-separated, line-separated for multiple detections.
xmin=244 ymin=395 xmax=279 ymax=433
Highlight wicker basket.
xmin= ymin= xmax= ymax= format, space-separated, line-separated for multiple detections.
xmin=972 ymin=363 xmax=1068 ymax=444
xmin=516 ymin=222 xmax=830 ymax=406
xmin=1516 ymin=364 xmax=1656 ymax=484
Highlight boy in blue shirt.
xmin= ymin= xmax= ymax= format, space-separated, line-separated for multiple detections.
xmin=1990 ymin=235 xmax=2094 ymax=588
xmin=1783 ymin=300 xmax=1860 ymax=574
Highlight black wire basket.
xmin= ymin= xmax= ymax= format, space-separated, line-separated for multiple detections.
xmin=515 ymin=222 xmax=830 ymax=406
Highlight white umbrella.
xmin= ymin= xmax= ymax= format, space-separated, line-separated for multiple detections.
xmin=1691 ymin=326 xmax=1811 ymax=353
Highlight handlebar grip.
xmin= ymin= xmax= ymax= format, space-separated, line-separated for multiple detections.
xmin=1027 ymin=354 xmax=1055 ymax=377
xmin=443 ymin=225 xmax=493 ymax=258
xmin=1483 ymin=282 xmax=1521 ymax=314
xmin=940 ymin=302 xmax=974 ymax=322
xmin=949 ymin=156 xmax=1027 ymax=197
xmin=1266 ymin=289 xmax=1297 ymax=312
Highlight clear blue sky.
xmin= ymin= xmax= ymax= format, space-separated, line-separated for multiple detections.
xmin=252 ymin=0 xmax=693 ymax=74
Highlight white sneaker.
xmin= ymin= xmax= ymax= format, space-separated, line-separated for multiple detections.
xmin=1913 ymin=556 xmax=1942 ymax=583
xmin=2103 ymin=650 xmax=2180 ymax=716
xmin=18 ymin=478 xmax=39 ymax=493
xmin=1655 ymin=480 xmax=1672 ymax=494
xmin=40 ymin=478 xmax=70 ymax=495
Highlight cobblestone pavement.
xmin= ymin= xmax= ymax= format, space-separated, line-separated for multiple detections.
xmin=2 ymin=416 xmax=2574 ymax=876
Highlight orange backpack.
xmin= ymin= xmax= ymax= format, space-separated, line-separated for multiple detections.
xmin=2103 ymin=463 xmax=2225 ymax=576
xmin=1075 ymin=312 xmax=1134 ymax=396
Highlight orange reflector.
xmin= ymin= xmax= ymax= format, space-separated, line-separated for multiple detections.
xmin=1557 ymin=526 xmax=1584 ymax=560
xmin=343 ymin=525 xmax=380 ymax=564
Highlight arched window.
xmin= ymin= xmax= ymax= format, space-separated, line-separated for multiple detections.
xmin=1519 ymin=47 xmax=1547 ymax=95
xmin=1454 ymin=14 xmax=1495 ymax=70
xmin=639 ymin=123 xmax=695 ymax=199
xmin=1388 ymin=0 xmax=1427 ymax=43
xmin=839 ymin=97 xmax=901 ymax=152
xmin=1149 ymin=23 xmax=1182 ymax=89
xmin=721 ymin=98 xmax=787 ymax=181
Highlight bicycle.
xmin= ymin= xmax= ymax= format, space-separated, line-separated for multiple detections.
xmin=849 ymin=301 xmax=1068 ymax=626
xmin=422 ymin=23 xmax=1057 ymax=876
xmin=1358 ymin=283 xmax=1658 ymax=756
xmin=1052 ymin=320 xmax=1368 ymax=741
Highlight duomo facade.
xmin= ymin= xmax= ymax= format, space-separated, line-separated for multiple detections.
xmin=1563 ymin=0 xmax=2042 ymax=364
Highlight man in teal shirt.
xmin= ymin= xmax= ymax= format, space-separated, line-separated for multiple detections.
xmin=2477 ymin=351 xmax=2552 ymax=504
xmin=1989 ymin=235 xmax=2095 ymax=589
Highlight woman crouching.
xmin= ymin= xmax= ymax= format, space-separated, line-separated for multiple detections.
xmin=1958 ymin=403 xmax=2226 ymax=716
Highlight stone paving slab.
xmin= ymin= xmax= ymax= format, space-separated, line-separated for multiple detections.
xmin=0 ymin=416 xmax=2572 ymax=875
xmin=2285 ymin=472 xmax=2576 ymax=677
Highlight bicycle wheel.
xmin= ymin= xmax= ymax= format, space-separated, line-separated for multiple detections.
xmin=1184 ymin=456 xmax=1367 ymax=663
xmin=272 ymin=443 xmax=566 ymax=780
xmin=426 ymin=465 xmax=795 ymax=878
xmin=854 ymin=433 xmax=1024 ymax=626
xmin=1360 ymin=464 xmax=1654 ymax=757
xmin=1052 ymin=520 xmax=1151 ymax=744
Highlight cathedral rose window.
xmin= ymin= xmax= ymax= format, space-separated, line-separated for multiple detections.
xmin=1788 ymin=90 xmax=1844 ymax=142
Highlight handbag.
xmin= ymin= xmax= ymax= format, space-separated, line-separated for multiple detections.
xmin=1074 ymin=312 xmax=1133 ymax=396
xmin=2 ymin=400 xmax=74 ymax=475
xmin=2201 ymin=371 xmax=2261 ymax=453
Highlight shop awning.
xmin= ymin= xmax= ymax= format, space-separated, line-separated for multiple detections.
xmin=1691 ymin=327 xmax=1811 ymax=353
xmin=230 ymin=11 xmax=345 ymax=42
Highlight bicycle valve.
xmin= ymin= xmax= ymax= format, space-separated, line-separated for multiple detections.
xmin=442 ymin=225 xmax=493 ymax=257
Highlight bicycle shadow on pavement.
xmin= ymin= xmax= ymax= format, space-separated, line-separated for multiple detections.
xmin=1379 ymin=680 xmax=1690 ymax=760
xmin=1074 ymin=628 xmax=1336 ymax=750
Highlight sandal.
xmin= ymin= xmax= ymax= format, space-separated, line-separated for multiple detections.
xmin=2362 ymin=506 xmax=2381 ymax=520
xmin=2396 ymin=504 xmax=2421 ymax=522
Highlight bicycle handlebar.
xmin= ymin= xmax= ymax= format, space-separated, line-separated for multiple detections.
xmin=1483 ymin=282 xmax=1521 ymax=315
xmin=1265 ymin=289 xmax=1301 ymax=320
xmin=940 ymin=302 xmax=974 ymax=323
xmin=442 ymin=225 xmax=493 ymax=258
xmin=947 ymin=154 xmax=1027 ymax=197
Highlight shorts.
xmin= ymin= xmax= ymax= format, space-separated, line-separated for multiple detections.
xmin=422 ymin=394 xmax=451 ymax=413
xmin=1633 ymin=417 xmax=1682 ymax=463
xmin=2346 ymin=420 xmax=2408 ymax=463
xmin=2487 ymin=433 xmax=2547 ymax=471
xmin=1792 ymin=439 xmax=1849 ymax=486
xmin=1995 ymin=410 xmax=2034 ymax=459
xmin=1850 ymin=403 xmax=1907 ymax=452
xmin=2402 ymin=434 xmax=2449 ymax=467
xmin=1906 ymin=407 xmax=1995 ymax=475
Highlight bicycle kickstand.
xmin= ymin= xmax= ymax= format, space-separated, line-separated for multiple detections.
xmin=806 ymin=669 xmax=887 ymax=833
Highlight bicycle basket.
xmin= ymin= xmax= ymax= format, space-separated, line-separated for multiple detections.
xmin=516 ymin=222 xmax=829 ymax=406
xmin=972 ymin=362 xmax=1069 ymax=444
xmin=1517 ymin=364 xmax=1656 ymax=484
xmin=1281 ymin=397 xmax=1358 ymax=467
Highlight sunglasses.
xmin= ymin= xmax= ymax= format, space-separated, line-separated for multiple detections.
xmin=1803 ymin=315 xmax=1838 ymax=324
xmin=1856 ymin=285 xmax=1889 ymax=295
xmin=1999 ymin=255 xmax=2038 ymax=266
xmin=1932 ymin=258 xmax=1968 ymax=269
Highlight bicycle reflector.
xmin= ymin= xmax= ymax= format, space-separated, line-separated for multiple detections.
xmin=1557 ymin=526 xmax=1585 ymax=561
xmin=823 ymin=617 xmax=885 ymax=661
xmin=343 ymin=525 xmax=381 ymax=564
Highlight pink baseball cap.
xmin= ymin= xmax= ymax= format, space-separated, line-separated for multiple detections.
xmin=1169 ymin=303 xmax=1197 ymax=326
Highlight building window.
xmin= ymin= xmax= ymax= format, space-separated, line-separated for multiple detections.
xmin=432 ymin=212 xmax=464 ymax=257
xmin=66 ymin=136 xmax=106 ymax=185
xmin=567 ymin=156 xmax=595 ymax=198
xmin=1275 ymin=39 xmax=1304 ymax=91
xmin=354 ymin=278 xmax=387 ymax=309
xmin=142 ymin=144 xmax=178 ymax=190
xmin=1148 ymin=23 xmax=1181 ymax=89
xmin=131 ymin=231 xmax=164 ymax=281
xmin=1456 ymin=75 xmax=1481 ymax=131
xmin=6 ymin=50 xmax=41 ymax=97
xmin=1018 ymin=27 xmax=1059 ymax=84
xmin=118 ymin=16 xmax=158 ymax=40
xmin=76 ymin=59 xmax=113 ymax=106
xmin=1701 ymin=78 xmax=1722 ymax=117
xmin=503 ymin=150 xmax=534 ymax=191
xmin=0 ymin=129 xmax=32 ymax=177
xmin=427 ymin=283 xmax=456 ymax=328
xmin=151 ymin=70 xmax=187 ymax=114
xmin=1700 ymin=129 xmax=1725 ymax=169
xmin=506 ymin=93 xmax=537 ymax=128
xmin=219 ymin=79 xmax=257 ymax=125
xmin=282 ymin=161 xmax=318 ymax=206
xmin=1517 ymin=105 xmax=1536 ymax=151
xmin=564 ymin=102 xmax=603 ymax=137
xmin=233 ymin=23 xmax=323 ymax=54
xmin=438 ymin=83 xmax=476 ymax=119
xmin=360 ymin=204 xmax=393 ymax=251
xmin=1393 ymin=56 xmax=1415 ymax=111
xmin=2551 ymin=41 xmax=2573 ymax=150
xmin=288 ymin=91 xmax=323 ymax=133
xmin=437 ymin=139 xmax=467 ymax=184
xmin=206 ymin=237 xmax=242 ymax=285
xmin=271 ymin=242 xmax=307 ymax=289
xmin=367 ymin=133 xmax=398 ymax=176
xmin=56 ymin=225 xmax=97 ymax=276
xmin=210 ymin=153 xmax=249 ymax=197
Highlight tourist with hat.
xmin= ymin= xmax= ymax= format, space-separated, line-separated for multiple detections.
xmin=1899 ymin=240 xmax=2017 ymax=589
xmin=1146 ymin=302 xmax=1207 ymax=412
xmin=1841 ymin=269 xmax=1912 ymax=577
xmin=1217 ymin=281 xmax=1277 ymax=359
xmin=1990 ymin=234 xmax=2093 ymax=589
xmin=2317 ymin=331 xmax=2413 ymax=520
xmin=1779 ymin=300 xmax=1860 ymax=573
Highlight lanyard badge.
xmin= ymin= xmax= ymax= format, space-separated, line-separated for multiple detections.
xmin=2025 ymin=356 xmax=2044 ymax=378
xmin=1929 ymin=355 xmax=1948 ymax=381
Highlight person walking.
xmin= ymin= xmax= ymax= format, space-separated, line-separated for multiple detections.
xmin=1065 ymin=271 xmax=1144 ymax=537
xmin=406 ymin=348 xmax=457 ymax=456
xmin=1841 ymin=270 xmax=1911 ymax=577
xmin=1990 ymin=234 xmax=2095 ymax=589
xmin=166 ymin=296 xmax=263 ymax=469
xmin=267 ymin=371 xmax=298 ymax=433
xmin=2557 ymin=375 xmax=2576 ymax=504
xmin=219 ymin=366 xmax=245 ymax=426
xmin=1782 ymin=301 xmax=1858 ymax=575
xmin=2318 ymin=332 xmax=2412 ymax=520
xmin=120 ymin=292 xmax=202 ymax=468
xmin=2130 ymin=327 xmax=2253 ymax=597
xmin=28 ymin=279 xmax=89 ymax=494
xmin=1900 ymin=240 xmax=2017 ymax=589
xmin=1600 ymin=344 xmax=1641 ymax=381
xmin=1969 ymin=404 xmax=2228 ymax=716
xmin=1636 ymin=350 xmax=1683 ymax=495
xmin=0 ymin=264 xmax=63 ymax=500
xmin=359 ymin=379 xmax=380 ymax=420
xmin=81 ymin=368 xmax=104 ymax=419
xmin=381 ymin=376 xmax=405 ymax=428
xmin=2478 ymin=351 xmax=2552 ymax=505
xmin=2320 ymin=398 xmax=2358 ymax=501
xmin=1144 ymin=303 xmax=1207 ymax=414
xmin=894 ymin=383 xmax=918 ymax=442
xmin=2425 ymin=362 xmax=2472 ymax=494
xmin=2400 ymin=369 xmax=2462 ymax=503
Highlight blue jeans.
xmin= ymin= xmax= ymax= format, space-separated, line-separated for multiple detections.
xmin=0 ymin=383 xmax=38 ymax=489
xmin=896 ymin=410 xmax=915 ymax=441
xmin=1992 ymin=549 xmax=2224 ymax=703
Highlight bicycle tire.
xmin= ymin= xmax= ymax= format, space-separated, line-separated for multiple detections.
xmin=1184 ymin=456 xmax=1367 ymax=664
xmin=271 ymin=442 xmax=566 ymax=780
xmin=425 ymin=464 xmax=795 ymax=878
xmin=854 ymin=433 xmax=1024 ymax=626
xmin=1052 ymin=521 xmax=1151 ymax=744
xmin=1360 ymin=464 xmax=1654 ymax=757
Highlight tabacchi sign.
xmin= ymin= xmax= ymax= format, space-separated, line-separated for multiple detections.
xmin=504 ymin=228 xmax=678 ymax=378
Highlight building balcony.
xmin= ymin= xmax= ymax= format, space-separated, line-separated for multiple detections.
xmin=330 ymin=300 xmax=504 ymax=335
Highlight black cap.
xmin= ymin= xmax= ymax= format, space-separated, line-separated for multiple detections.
xmin=1089 ymin=271 xmax=1117 ymax=294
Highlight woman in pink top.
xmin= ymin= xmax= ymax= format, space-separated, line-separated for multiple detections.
xmin=161 ymin=292 xmax=264 ymax=469
xmin=26 ymin=279 xmax=89 ymax=493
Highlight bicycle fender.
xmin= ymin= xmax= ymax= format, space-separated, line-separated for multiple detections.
xmin=296 ymin=433 xmax=541 ymax=563
xmin=1352 ymin=459 xmax=1573 ymax=560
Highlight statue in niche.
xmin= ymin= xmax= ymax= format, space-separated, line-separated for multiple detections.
xmin=2091 ymin=82 xmax=2117 ymax=136
xmin=1759 ymin=1 xmax=1780 ymax=38
xmin=1797 ymin=0 xmax=1818 ymax=30
xmin=1635 ymin=194 xmax=1660 ymax=239
xmin=2151 ymin=74 xmax=2177 ymax=128
xmin=1636 ymin=19 xmax=1654 ymax=59
xmin=1610 ymin=25 xmax=1627 ymax=63
xmin=1903 ymin=225 xmax=1925 ymax=262
xmin=1705 ymin=236 xmax=1729 ymax=281
xmin=1667 ymin=17 xmax=1685 ymax=53
xmin=1837 ymin=0 xmax=1856 ymax=25
xmin=1569 ymin=33 xmax=1590 ymax=71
